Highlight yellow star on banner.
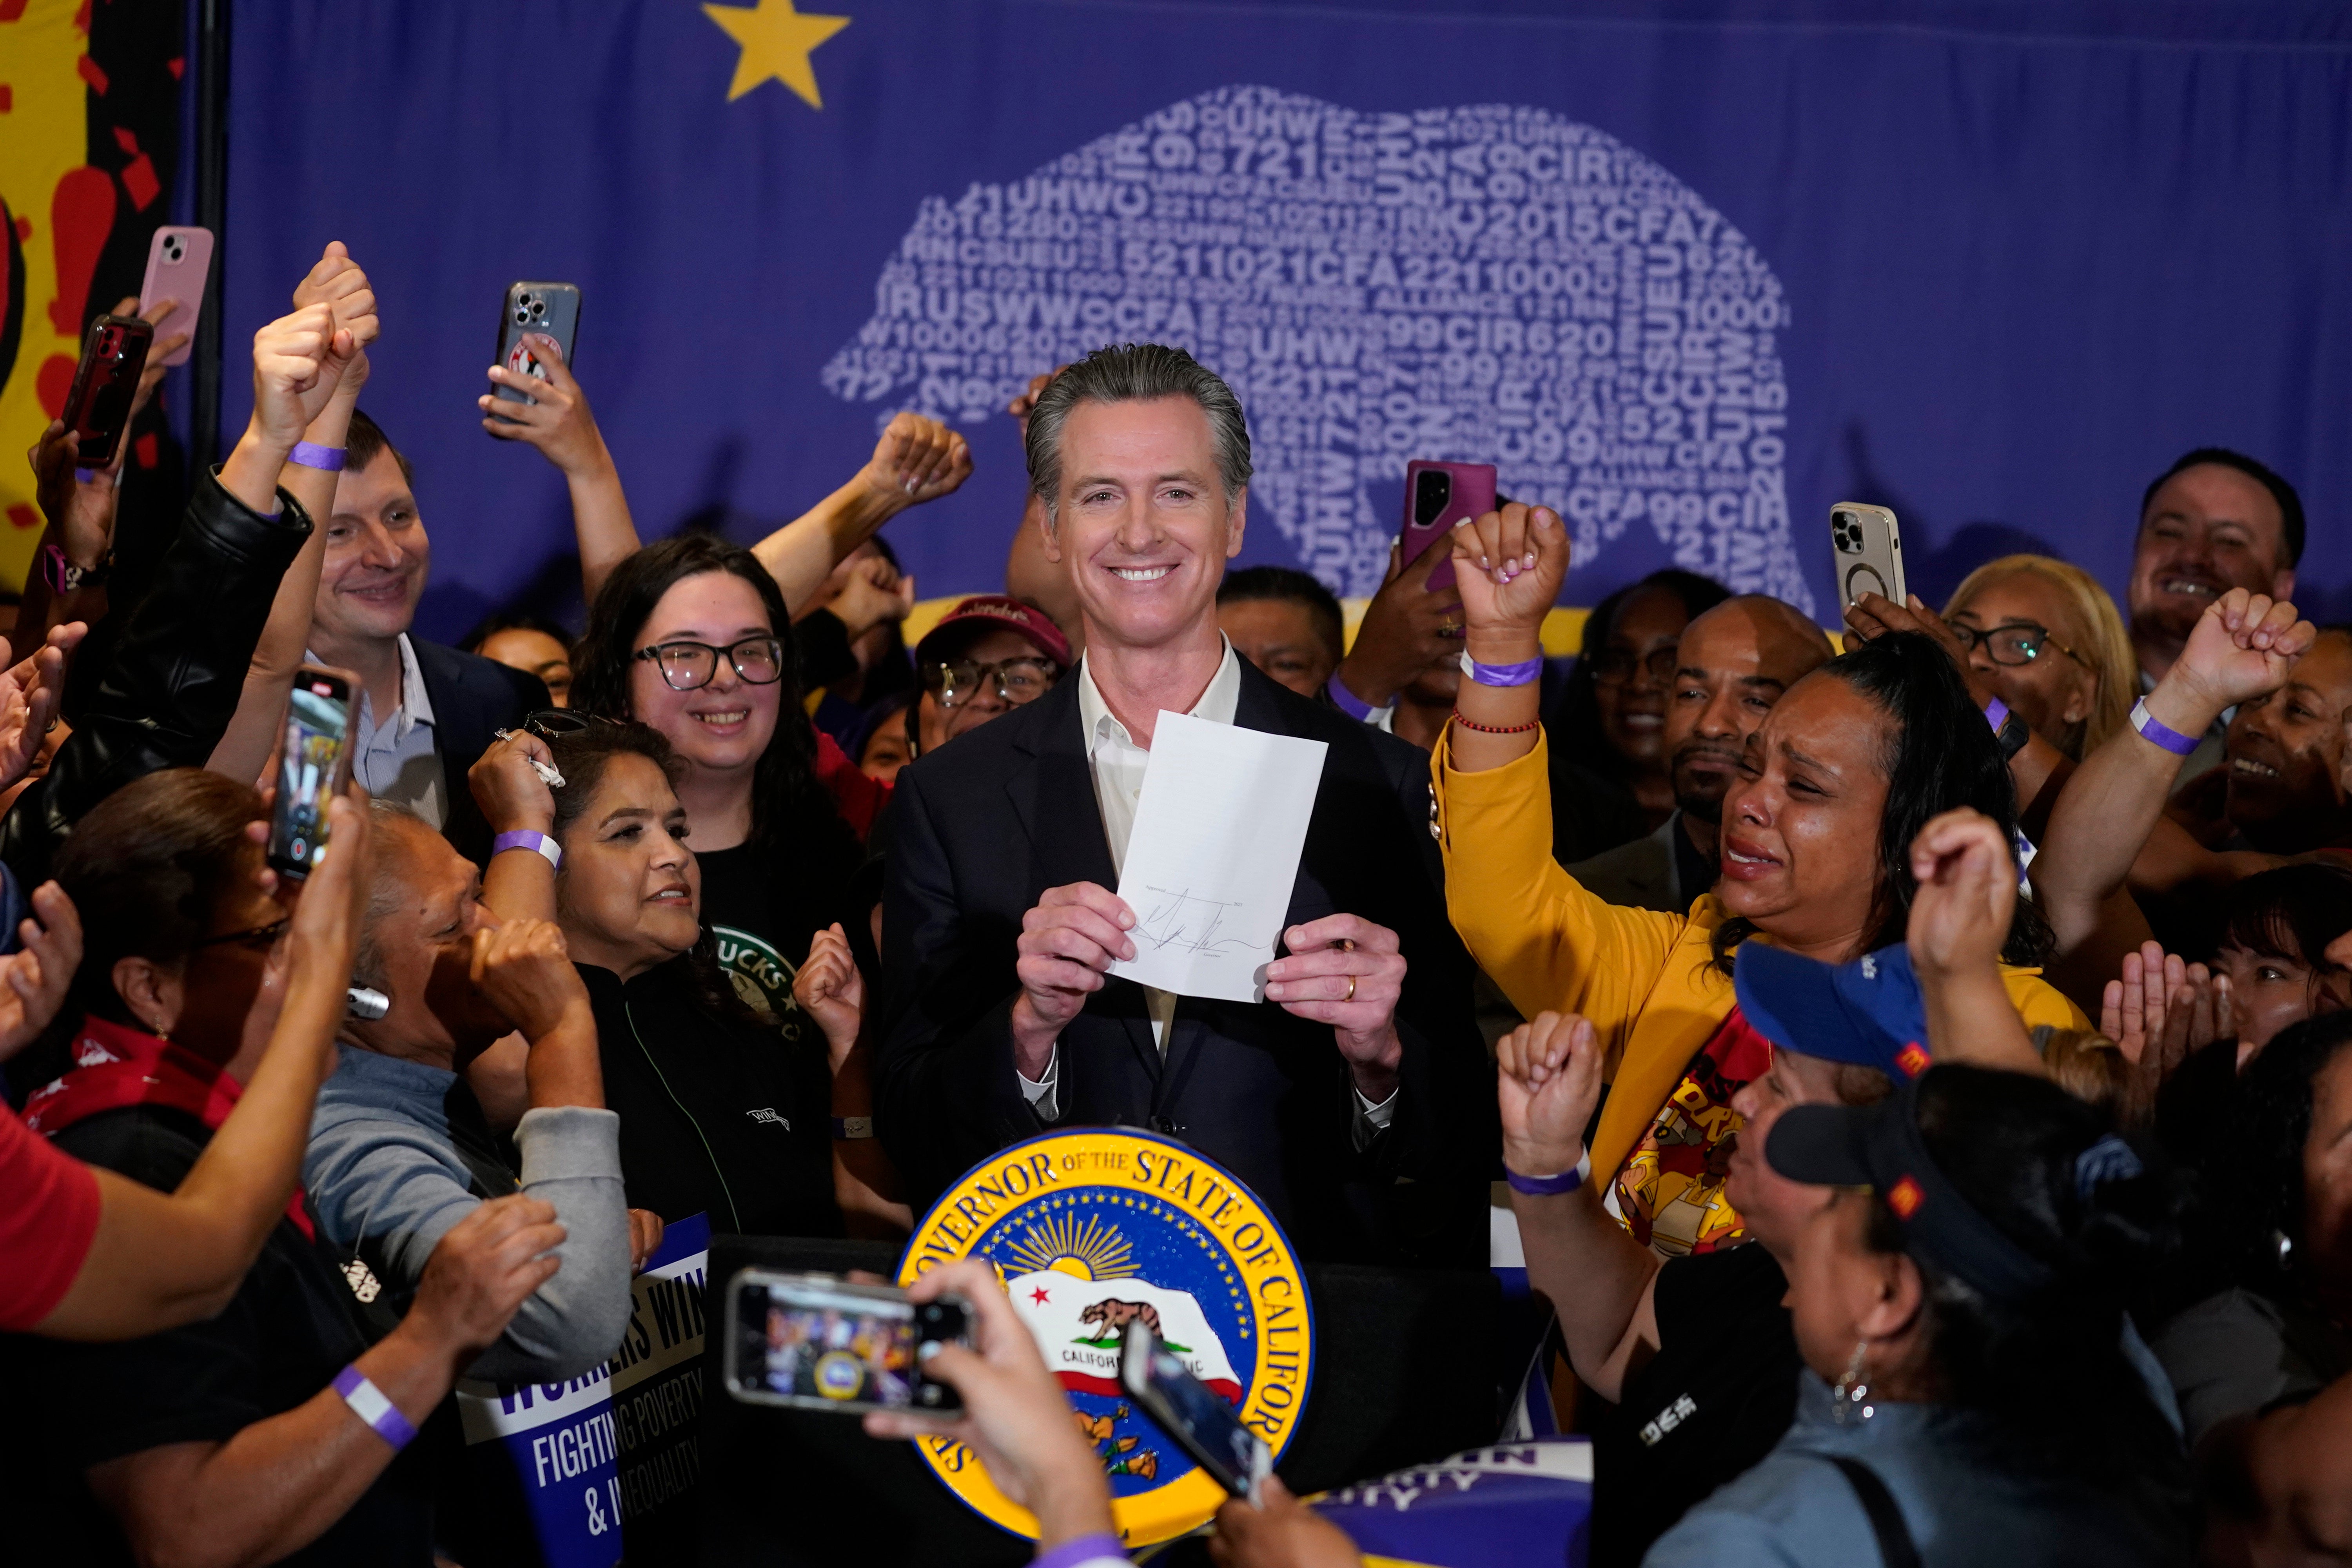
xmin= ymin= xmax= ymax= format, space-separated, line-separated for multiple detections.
xmin=704 ymin=0 xmax=852 ymax=108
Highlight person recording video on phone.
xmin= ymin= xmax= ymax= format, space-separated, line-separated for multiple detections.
xmin=863 ymin=1259 xmax=1128 ymax=1568
xmin=878 ymin=343 xmax=1494 ymax=1266
xmin=296 ymin=409 xmax=547 ymax=865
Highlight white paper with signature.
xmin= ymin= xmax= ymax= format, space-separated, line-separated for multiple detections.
xmin=1107 ymin=711 xmax=1328 ymax=1004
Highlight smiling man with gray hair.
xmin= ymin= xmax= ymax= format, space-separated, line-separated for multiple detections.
xmin=878 ymin=343 xmax=1495 ymax=1264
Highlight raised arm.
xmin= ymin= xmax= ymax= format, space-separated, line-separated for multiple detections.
xmin=209 ymin=245 xmax=379 ymax=784
xmin=1434 ymin=502 xmax=1684 ymax=1031
xmin=36 ymin=796 xmax=368 ymax=1340
xmin=2032 ymin=590 xmax=2312 ymax=960
xmin=753 ymin=413 xmax=971 ymax=614
xmin=480 ymin=334 xmax=639 ymax=606
xmin=1904 ymin=808 xmax=2046 ymax=1076
xmin=1502 ymin=1011 xmax=1662 ymax=1400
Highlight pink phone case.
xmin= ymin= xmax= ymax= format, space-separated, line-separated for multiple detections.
xmin=138 ymin=226 xmax=214 ymax=368
xmin=1399 ymin=461 xmax=1498 ymax=592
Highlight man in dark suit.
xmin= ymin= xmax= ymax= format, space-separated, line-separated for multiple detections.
xmin=880 ymin=345 xmax=1493 ymax=1265
xmin=304 ymin=412 xmax=544 ymax=863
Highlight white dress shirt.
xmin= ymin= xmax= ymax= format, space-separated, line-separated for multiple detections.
xmin=307 ymin=633 xmax=446 ymax=827
xmin=1018 ymin=639 xmax=1396 ymax=1134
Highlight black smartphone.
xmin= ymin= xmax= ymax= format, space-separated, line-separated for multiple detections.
xmin=61 ymin=314 xmax=155 ymax=469
xmin=490 ymin=281 xmax=581 ymax=421
xmin=266 ymin=666 xmax=359 ymax=881
xmin=1120 ymin=1320 xmax=1272 ymax=1502
xmin=722 ymin=1270 xmax=971 ymax=1414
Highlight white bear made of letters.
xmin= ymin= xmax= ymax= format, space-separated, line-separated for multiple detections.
xmin=826 ymin=84 xmax=1807 ymax=611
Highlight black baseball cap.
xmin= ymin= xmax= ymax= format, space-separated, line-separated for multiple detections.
xmin=1764 ymin=1070 xmax=2055 ymax=1303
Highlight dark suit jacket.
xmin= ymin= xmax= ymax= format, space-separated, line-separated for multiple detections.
xmin=411 ymin=638 xmax=546 ymax=866
xmin=879 ymin=658 xmax=1494 ymax=1265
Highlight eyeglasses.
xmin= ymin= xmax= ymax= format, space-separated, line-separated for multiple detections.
xmin=1949 ymin=621 xmax=2089 ymax=670
xmin=1589 ymin=646 xmax=1679 ymax=687
xmin=921 ymin=657 xmax=1059 ymax=710
xmin=633 ymin=635 xmax=786 ymax=692
xmin=192 ymin=915 xmax=291 ymax=953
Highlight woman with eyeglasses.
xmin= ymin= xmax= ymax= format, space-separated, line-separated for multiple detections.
xmin=906 ymin=596 xmax=1071 ymax=760
xmin=1942 ymin=556 xmax=2136 ymax=762
xmin=566 ymin=535 xmax=864 ymax=1038
xmin=1545 ymin=569 xmax=1731 ymax=862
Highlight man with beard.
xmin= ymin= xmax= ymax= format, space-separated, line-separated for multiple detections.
xmin=2129 ymin=449 xmax=2305 ymax=779
xmin=1565 ymin=597 xmax=1831 ymax=913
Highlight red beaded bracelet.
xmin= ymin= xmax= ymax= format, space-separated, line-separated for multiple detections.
xmin=1451 ymin=711 xmax=1541 ymax=736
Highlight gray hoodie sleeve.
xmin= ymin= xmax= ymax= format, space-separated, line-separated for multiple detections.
xmin=461 ymin=1105 xmax=634 ymax=1384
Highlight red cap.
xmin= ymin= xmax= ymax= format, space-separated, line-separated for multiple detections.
xmin=913 ymin=595 xmax=1073 ymax=670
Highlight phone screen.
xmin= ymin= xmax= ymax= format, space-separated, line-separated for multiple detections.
xmin=1125 ymin=1327 xmax=1269 ymax=1497
xmin=728 ymin=1278 xmax=965 ymax=1412
xmin=267 ymin=674 xmax=354 ymax=878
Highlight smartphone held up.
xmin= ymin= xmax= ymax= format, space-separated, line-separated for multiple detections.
xmin=1119 ymin=1319 xmax=1273 ymax=1504
xmin=490 ymin=281 xmax=581 ymax=424
xmin=1399 ymin=460 xmax=1497 ymax=592
xmin=266 ymin=666 xmax=359 ymax=882
xmin=60 ymin=316 xmax=155 ymax=471
xmin=723 ymin=1270 xmax=972 ymax=1415
xmin=138 ymin=225 xmax=215 ymax=368
xmin=1831 ymin=502 xmax=1905 ymax=608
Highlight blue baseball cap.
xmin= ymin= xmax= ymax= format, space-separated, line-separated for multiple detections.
xmin=1733 ymin=940 xmax=1934 ymax=1082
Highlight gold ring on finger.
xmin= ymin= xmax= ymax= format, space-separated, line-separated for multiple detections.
xmin=1345 ymin=975 xmax=1357 ymax=1003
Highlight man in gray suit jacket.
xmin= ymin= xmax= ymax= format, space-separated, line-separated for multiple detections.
xmin=1567 ymin=596 xmax=1831 ymax=912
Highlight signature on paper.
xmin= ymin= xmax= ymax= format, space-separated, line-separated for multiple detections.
xmin=1133 ymin=887 xmax=1258 ymax=958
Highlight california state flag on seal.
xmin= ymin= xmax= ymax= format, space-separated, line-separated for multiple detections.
xmin=1004 ymin=1269 xmax=1243 ymax=1403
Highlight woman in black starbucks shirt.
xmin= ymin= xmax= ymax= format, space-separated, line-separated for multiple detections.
xmin=566 ymin=534 xmax=864 ymax=1044
xmin=473 ymin=719 xmax=894 ymax=1236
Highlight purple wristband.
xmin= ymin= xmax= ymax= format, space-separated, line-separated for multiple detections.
xmin=493 ymin=829 xmax=563 ymax=869
xmin=1460 ymin=651 xmax=1543 ymax=688
xmin=1031 ymin=1532 xmax=1127 ymax=1568
xmin=2130 ymin=697 xmax=2200 ymax=756
xmin=1982 ymin=697 xmax=2009 ymax=732
xmin=1325 ymin=671 xmax=1380 ymax=721
xmin=1505 ymin=1151 xmax=1592 ymax=1197
xmin=332 ymin=1364 xmax=419 ymax=1452
xmin=289 ymin=441 xmax=347 ymax=472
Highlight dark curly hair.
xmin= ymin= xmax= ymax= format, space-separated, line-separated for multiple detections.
xmin=1714 ymin=631 xmax=2046 ymax=971
xmin=1867 ymin=1066 xmax=2189 ymax=1494
xmin=568 ymin=534 xmax=858 ymax=882
xmin=541 ymin=719 xmax=768 ymax=1032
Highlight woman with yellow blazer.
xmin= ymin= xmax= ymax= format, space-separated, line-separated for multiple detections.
xmin=1433 ymin=505 xmax=2087 ymax=1255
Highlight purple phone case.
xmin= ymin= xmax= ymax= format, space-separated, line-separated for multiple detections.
xmin=1399 ymin=461 xmax=1497 ymax=592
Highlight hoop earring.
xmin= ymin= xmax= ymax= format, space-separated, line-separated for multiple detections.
xmin=1831 ymin=1338 xmax=1875 ymax=1424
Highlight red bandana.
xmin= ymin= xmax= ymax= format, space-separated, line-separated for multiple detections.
xmin=23 ymin=1016 xmax=314 ymax=1241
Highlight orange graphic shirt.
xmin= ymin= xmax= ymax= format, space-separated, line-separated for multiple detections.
xmin=1610 ymin=1007 xmax=1771 ymax=1257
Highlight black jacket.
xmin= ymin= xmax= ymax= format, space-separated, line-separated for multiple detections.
xmin=581 ymin=959 xmax=842 ymax=1240
xmin=879 ymin=657 xmax=1494 ymax=1265
xmin=409 ymin=638 xmax=545 ymax=866
xmin=0 ymin=467 xmax=312 ymax=887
